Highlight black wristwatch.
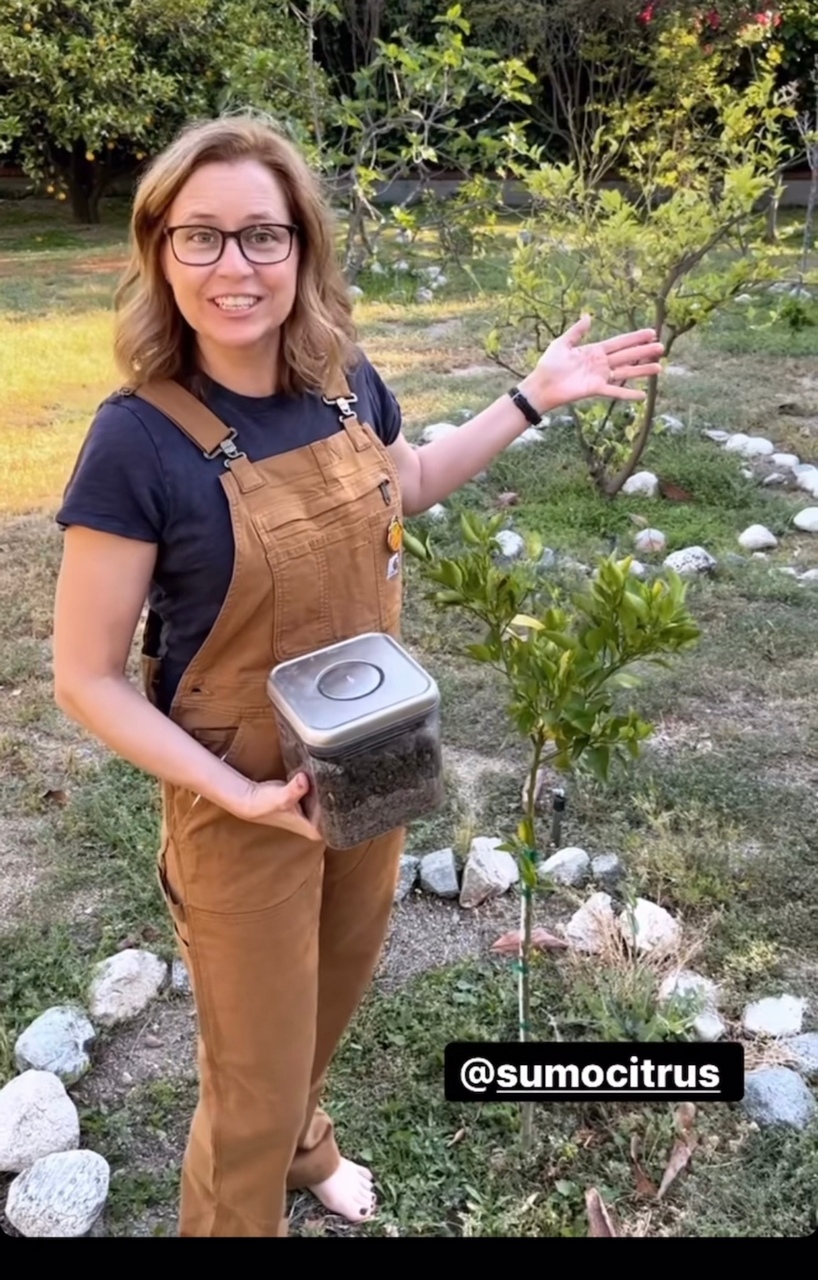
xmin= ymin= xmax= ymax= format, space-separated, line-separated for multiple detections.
xmin=508 ymin=385 xmax=543 ymax=425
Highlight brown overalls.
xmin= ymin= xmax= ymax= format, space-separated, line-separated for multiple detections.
xmin=132 ymin=375 xmax=407 ymax=1237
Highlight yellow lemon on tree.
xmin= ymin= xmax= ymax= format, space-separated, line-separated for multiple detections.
xmin=85 ymin=151 xmax=95 ymax=162
xmin=46 ymin=184 xmax=55 ymax=194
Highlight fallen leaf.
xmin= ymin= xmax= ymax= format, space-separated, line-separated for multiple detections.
xmin=116 ymin=934 xmax=139 ymax=951
xmin=490 ymin=927 xmax=569 ymax=954
xmin=143 ymin=1034 xmax=164 ymax=1049
xmin=495 ymin=491 xmax=519 ymax=508
xmin=585 ymin=1187 xmax=618 ymax=1237
xmin=42 ymin=789 xmax=67 ymax=806
xmin=628 ymin=513 xmax=649 ymax=528
xmin=446 ymin=1128 xmax=466 ymax=1146
xmin=658 ymin=479 xmax=694 ymax=503
xmin=630 ymin=1134 xmax=659 ymax=1198
xmin=656 ymin=1103 xmax=698 ymax=1200
xmin=140 ymin=924 xmax=161 ymax=941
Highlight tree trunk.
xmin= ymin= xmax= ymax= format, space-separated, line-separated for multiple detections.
xmin=68 ymin=140 xmax=103 ymax=224
xmin=801 ymin=168 xmax=818 ymax=272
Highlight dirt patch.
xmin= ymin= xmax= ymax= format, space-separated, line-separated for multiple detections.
xmin=74 ymin=996 xmax=199 ymax=1107
xmin=0 ymin=816 xmax=56 ymax=936
xmin=0 ymin=254 xmax=126 ymax=279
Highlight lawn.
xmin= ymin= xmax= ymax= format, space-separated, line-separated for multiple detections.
xmin=1 ymin=195 xmax=817 ymax=1238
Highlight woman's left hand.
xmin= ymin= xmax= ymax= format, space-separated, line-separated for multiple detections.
xmin=533 ymin=314 xmax=664 ymax=408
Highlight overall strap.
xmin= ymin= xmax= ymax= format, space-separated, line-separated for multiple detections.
xmin=132 ymin=379 xmax=243 ymax=464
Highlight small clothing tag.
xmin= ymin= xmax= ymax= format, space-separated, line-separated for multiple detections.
xmin=387 ymin=551 xmax=402 ymax=579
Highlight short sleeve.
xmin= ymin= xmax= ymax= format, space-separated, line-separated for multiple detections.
xmin=55 ymin=399 xmax=168 ymax=541
xmin=361 ymin=360 xmax=402 ymax=447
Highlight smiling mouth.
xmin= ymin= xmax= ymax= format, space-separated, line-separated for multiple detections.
xmin=210 ymin=295 xmax=262 ymax=311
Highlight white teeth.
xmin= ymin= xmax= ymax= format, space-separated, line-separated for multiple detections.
xmin=213 ymin=295 xmax=259 ymax=310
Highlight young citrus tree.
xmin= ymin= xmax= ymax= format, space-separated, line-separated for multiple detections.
xmin=404 ymin=511 xmax=701 ymax=1145
xmin=486 ymin=11 xmax=795 ymax=496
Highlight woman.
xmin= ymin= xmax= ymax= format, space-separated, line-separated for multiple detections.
xmin=52 ymin=113 xmax=663 ymax=1238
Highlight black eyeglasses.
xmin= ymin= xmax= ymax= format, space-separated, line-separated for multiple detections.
xmin=164 ymin=224 xmax=298 ymax=266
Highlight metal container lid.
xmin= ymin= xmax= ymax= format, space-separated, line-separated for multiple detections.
xmin=267 ymin=632 xmax=440 ymax=752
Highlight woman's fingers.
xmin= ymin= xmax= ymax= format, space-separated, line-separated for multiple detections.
xmin=601 ymin=327 xmax=659 ymax=353
xmin=607 ymin=342 xmax=665 ymax=367
xmin=608 ymin=361 xmax=664 ymax=381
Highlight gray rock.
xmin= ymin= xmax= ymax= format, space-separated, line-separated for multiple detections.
xmin=783 ymin=1032 xmax=818 ymax=1081
xmin=724 ymin=433 xmax=774 ymax=458
xmin=794 ymin=507 xmax=818 ymax=533
xmin=419 ymin=848 xmax=459 ymax=898
xmin=14 ymin=1006 xmax=95 ymax=1087
xmin=738 ymin=524 xmax=778 ymax=551
xmin=493 ymin=529 xmax=525 ymax=561
xmin=703 ymin=429 xmax=730 ymax=443
xmin=87 ymin=949 xmax=167 ymax=1028
xmin=741 ymin=1066 xmax=816 ymax=1131
xmin=590 ymin=853 xmax=623 ymax=892
xmin=619 ymin=898 xmax=680 ymax=953
xmin=772 ymin=452 xmax=800 ymax=469
xmin=537 ymin=547 xmax=558 ymax=571
xmin=415 ymin=288 xmax=434 ymax=304
xmin=635 ymin=528 xmax=666 ymax=554
xmin=0 ymin=1071 xmax=80 ymax=1173
xmin=663 ymin=546 xmax=717 ymax=575
xmin=508 ymin=427 xmax=545 ymax=448
xmin=778 ymin=567 xmax=799 ymax=577
xmin=5 ymin=1149 xmax=110 ymax=1237
xmin=347 ymin=285 xmax=364 ymax=301
xmin=419 ymin=421 xmax=459 ymax=445
xmin=460 ymin=837 xmax=518 ymax=908
xmin=799 ymin=568 xmax=818 ymax=583
xmin=658 ymin=968 xmax=718 ymax=1011
xmin=565 ymin=892 xmax=615 ymax=953
xmin=171 ymin=958 xmax=191 ymax=995
xmin=394 ymin=855 xmax=420 ymax=903
xmin=693 ymin=1011 xmax=727 ymax=1042
xmin=622 ymin=470 xmax=659 ymax=498
xmin=796 ymin=469 xmax=818 ymax=498
xmin=762 ymin=473 xmax=786 ymax=486
xmin=666 ymin=365 xmax=692 ymax=376
xmin=722 ymin=552 xmax=748 ymax=568
xmin=538 ymin=846 xmax=590 ymax=887
xmin=657 ymin=414 xmax=684 ymax=433
xmin=742 ymin=994 xmax=805 ymax=1037
xmin=425 ymin=503 xmax=447 ymax=521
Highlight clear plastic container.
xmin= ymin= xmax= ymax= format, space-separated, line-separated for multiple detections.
xmin=267 ymin=633 xmax=445 ymax=848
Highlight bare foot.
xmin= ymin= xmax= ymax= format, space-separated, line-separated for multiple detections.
xmin=308 ymin=1157 xmax=376 ymax=1223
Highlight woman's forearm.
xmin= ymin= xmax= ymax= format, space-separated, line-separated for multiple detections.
xmin=403 ymin=366 xmax=555 ymax=514
xmin=55 ymin=674 xmax=251 ymax=812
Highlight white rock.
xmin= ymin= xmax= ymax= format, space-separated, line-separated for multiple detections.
xmin=416 ymin=288 xmax=434 ymax=304
xmin=628 ymin=559 xmax=646 ymax=578
xmin=347 ymin=285 xmax=364 ymax=301
xmin=460 ymin=837 xmax=518 ymax=908
xmin=772 ymin=452 xmax=800 ymax=469
xmin=768 ymin=281 xmax=791 ymax=294
xmin=741 ymin=467 xmax=755 ymax=480
xmin=693 ymin=1011 xmax=727 ymax=1042
xmin=618 ymin=898 xmax=680 ymax=953
xmin=564 ymin=892 xmax=615 ymax=953
xmin=419 ymin=848 xmax=459 ymax=898
xmin=762 ymin=473 xmax=786 ymax=486
xmin=738 ymin=524 xmax=778 ymax=551
xmin=419 ymin=421 xmax=459 ymax=445
xmin=87 ymin=948 xmax=167 ymax=1028
xmin=666 ymin=365 xmax=691 ymax=376
xmin=778 ymin=566 xmax=799 ymax=577
xmin=622 ymin=470 xmax=659 ymax=498
xmin=425 ymin=503 xmax=447 ymax=521
xmin=171 ymin=957 xmax=191 ymax=994
xmin=752 ymin=551 xmax=768 ymax=560
xmin=0 ymin=1071 xmax=80 ymax=1173
xmin=663 ymin=546 xmax=717 ymax=575
xmin=724 ymin=433 xmax=775 ymax=457
xmin=799 ymin=568 xmax=818 ymax=582
xmin=370 ymin=260 xmax=385 ymax=275
xmin=703 ymin=429 xmax=730 ymax=443
xmin=420 ymin=265 xmax=443 ymax=280
xmin=796 ymin=468 xmax=818 ymax=498
xmin=394 ymin=259 xmax=410 ymax=272
xmin=5 ymin=1149 xmax=110 ymax=1237
xmin=508 ymin=426 xmax=545 ymax=448
xmin=494 ymin=529 xmax=525 ymax=560
xmin=635 ymin=528 xmax=666 ymax=554
xmin=735 ymin=293 xmax=753 ymax=304
xmin=430 ymin=274 xmax=448 ymax=289
xmin=794 ymin=508 xmax=818 ymax=533
xmin=14 ymin=1006 xmax=96 ymax=1086
xmin=538 ymin=846 xmax=590 ymax=887
xmin=742 ymin=994 xmax=805 ymax=1038
xmin=658 ymin=414 xmax=685 ymax=433
xmin=658 ymin=968 xmax=718 ymax=1010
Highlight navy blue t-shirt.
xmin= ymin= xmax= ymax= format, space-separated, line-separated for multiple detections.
xmin=56 ymin=355 xmax=402 ymax=713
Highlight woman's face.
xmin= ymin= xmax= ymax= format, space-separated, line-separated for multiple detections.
xmin=161 ymin=158 xmax=300 ymax=369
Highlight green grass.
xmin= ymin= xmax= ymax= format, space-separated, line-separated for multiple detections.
xmin=0 ymin=199 xmax=817 ymax=1237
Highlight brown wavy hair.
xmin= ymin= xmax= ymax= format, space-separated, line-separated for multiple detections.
xmin=113 ymin=112 xmax=359 ymax=397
